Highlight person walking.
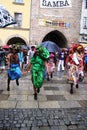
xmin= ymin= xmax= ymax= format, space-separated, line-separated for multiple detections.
xmin=57 ymin=49 xmax=65 ymax=71
xmin=26 ymin=45 xmax=49 ymax=100
xmin=46 ymin=53 xmax=55 ymax=81
xmin=67 ymin=44 xmax=84 ymax=93
xmin=18 ymin=47 xmax=24 ymax=72
xmin=27 ymin=45 xmax=36 ymax=64
xmin=7 ymin=45 xmax=22 ymax=91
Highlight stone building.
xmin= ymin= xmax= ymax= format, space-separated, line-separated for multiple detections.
xmin=79 ymin=0 xmax=87 ymax=45
xmin=29 ymin=0 xmax=82 ymax=48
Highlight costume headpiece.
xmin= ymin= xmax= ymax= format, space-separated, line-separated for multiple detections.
xmin=77 ymin=45 xmax=83 ymax=49
xmin=77 ymin=44 xmax=84 ymax=52
xmin=36 ymin=45 xmax=50 ymax=59
xmin=50 ymin=53 xmax=54 ymax=58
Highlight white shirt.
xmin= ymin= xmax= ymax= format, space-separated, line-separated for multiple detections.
xmin=72 ymin=53 xmax=79 ymax=65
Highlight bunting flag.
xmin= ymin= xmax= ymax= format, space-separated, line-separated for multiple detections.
xmin=0 ymin=4 xmax=16 ymax=28
xmin=38 ymin=19 xmax=70 ymax=28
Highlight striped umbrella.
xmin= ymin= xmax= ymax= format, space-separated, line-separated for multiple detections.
xmin=0 ymin=4 xmax=16 ymax=28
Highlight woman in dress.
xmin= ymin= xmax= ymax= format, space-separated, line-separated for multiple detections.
xmin=7 ymin=45 xmax=22 ymax=91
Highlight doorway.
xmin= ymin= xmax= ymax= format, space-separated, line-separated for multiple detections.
xmin=42 ymin=30 xmax=67 ymax=48
xmin=7 ymin=37 xmax=26 ymax=45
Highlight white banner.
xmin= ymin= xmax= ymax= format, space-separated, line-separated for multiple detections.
xmin=40 ymin=0 xmax=72 ymax=8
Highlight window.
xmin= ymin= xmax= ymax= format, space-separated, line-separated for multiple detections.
xmin=83 ymin=17 xmax=87 ymax=29
xmin=85 ymin=0 xmax=87 ymax=8
xmin=14 ymin=13 xmax=22 ymax=28
xmin=14 ymin=0 xmax=23 ymax=4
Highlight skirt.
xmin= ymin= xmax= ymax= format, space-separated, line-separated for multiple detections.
xmin=8 ymin=64 xmax=22 ymax=80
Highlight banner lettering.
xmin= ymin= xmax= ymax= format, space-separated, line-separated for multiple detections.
xmin=40 ymin=0 xmax=72 ymax=8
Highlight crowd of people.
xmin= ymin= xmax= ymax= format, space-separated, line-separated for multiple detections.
xmin=0 ymin=43 xmax=87 ymax=99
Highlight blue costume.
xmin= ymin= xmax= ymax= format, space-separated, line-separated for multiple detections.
xmin=8 ymin=53 xmax=22 ymax=80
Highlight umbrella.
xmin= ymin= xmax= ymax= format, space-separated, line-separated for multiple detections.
xmin=21 ymin=45 xmax=29 ymax=50
xmin=0 ymin=50 xmax=5 ymax=54
xmin=0 ymin=4 xmax=16 ymax=28
xmin=2 ymin=45 xmax=9 ymax=49
xmin=41 ymin=41 xmax=59 ymax=52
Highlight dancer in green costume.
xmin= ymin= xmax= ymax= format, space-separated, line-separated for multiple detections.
xmin=27 ymin=45 xmax=50 ymax=100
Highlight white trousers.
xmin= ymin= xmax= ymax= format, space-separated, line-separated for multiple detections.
xmin=57 ymin=60 xmax=64 ymax=71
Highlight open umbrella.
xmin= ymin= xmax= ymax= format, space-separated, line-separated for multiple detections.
xmin=0 ymin=51 xmax=4 ymax=54
xmin=0 ymin=4 xmax=16 ymax=28
xmin=41 ymin=41 xmax=59 ymax=53
xmin=2 ymin=45 xmax=9 ymax=49
xmin=21 ymin=45 xmax=29 ymax=50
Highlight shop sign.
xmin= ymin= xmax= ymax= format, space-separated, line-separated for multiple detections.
xmin=40 ymin=0 xmax=72 ymax=8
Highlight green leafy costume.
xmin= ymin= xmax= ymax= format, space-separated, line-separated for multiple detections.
xmin=30 ymin=46 xmax=49 ymax=88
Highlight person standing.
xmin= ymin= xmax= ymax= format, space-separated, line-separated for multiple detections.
xmin=46 ymin=53 xmax=55 ymax=81
xmin=27 ymin=46 xmax=36 ymax=64
xmin=18 ymin=47 xmax=24 ymax=72
xmin=27 ymin=45 xmax=49 ymax=100
xmin=57 ymin=49 xmax=65 ymax=71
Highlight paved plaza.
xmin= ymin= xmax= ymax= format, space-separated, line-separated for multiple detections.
xmin=0 ymin=70 xmax=87 ymax=129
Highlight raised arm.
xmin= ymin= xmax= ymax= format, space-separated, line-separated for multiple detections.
xmin=26 ymin=61 xmax=31 ymax=72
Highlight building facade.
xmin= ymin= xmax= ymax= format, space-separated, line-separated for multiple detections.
xmin=79 ymin=0 xmax=87 ymax=44
xmin=0 ymin=0 xmax=86 ymax=48
xmin=29 ymin=0 xmax=84 ymax=48
xmin=0 ymin=0 xmax=31 ymax=46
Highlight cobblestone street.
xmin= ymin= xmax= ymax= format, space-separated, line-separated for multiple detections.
xmin=0 ymin=70 xmax=87 ymax=130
